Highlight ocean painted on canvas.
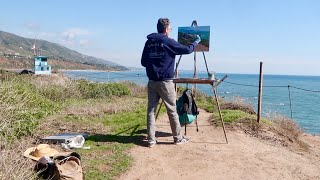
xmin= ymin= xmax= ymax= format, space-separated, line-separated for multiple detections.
xmin=178 ymin=26 xmax=210 ymax=52
xmin=62 ymin=70 xmax=320 ymax=135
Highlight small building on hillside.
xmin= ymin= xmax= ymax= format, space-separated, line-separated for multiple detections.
xmin=33 ymin=56 xmax=51 ymax=75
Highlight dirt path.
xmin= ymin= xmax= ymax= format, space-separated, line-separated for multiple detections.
xmin=119 ymin=109 xmax=320 ymax=180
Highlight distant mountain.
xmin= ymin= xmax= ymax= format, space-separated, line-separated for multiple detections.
xmin=0 ymin=30 xmax=128 ymax=71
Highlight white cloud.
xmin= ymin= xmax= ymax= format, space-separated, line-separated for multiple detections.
xmin=62 ymin=28 xmax=89 ymax=40
xmin=39 ymin=32 xmax=58 ymax=39
xmin=79 ymin=39 xmax=90 ymax=47
xmin=24 ymin=22 xmax=40 ymax=30
xmin=58 ymin=28 xmax=91 ymax=48
xmin=23 ymin=31 xmax=58 ymax=40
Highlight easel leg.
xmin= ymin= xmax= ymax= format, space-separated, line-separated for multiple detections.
xmin=195 ymin=116 xmax=199 ymax=132
xmin=174 ymin=55 xmax=183 ymax=77
xmin=213 ymin=88 xmax=228 ymax=144
xmin=185 ymin=114 xmax=187 ymax=136
xmin=193 ymin=52 xmax=197 ymax=96
xmin=155 ymin=100 xmax=163 ymax=120
xmin=202 ymin=52 xmax=210 ymax=76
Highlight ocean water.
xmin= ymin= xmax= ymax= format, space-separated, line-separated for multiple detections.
xmin=62 ymin=70 xmax=320 ymax=135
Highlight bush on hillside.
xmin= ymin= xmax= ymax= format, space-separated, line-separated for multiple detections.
xmin=122 ymin=81 xmax=146 ymax=97
xmin=271 ymin=115 xmax=302 ymax=141
xmin=220 ymin=96 xmax=256 ymax=114
xmin=77 ymin=80 xmax=130 ymax=98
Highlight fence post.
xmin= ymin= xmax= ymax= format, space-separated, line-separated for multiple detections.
xmin=107 ymin=70 xmax=110 ymax=82
xmin=257 ymin=62 xmax=263 ymax=123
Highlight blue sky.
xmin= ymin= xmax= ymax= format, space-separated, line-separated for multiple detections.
xmin=0 ymin=0 xmax=319 ymax=75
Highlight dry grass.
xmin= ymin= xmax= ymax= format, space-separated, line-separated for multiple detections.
xmin=228 ymin=112 xmax=309 ymax=151
xmin=28 ymin=73 xmax=71 ymax=88
xmin=231 ymin=117 xmax=263 ymax=132
xmin=63 ymin=97 xmax=146 ymax=116
xmin=0 ymin=137 xmax=37 ymax=180
xmin=213 ymin=96 xmax=308 ymax=151
xmin=269 ymin=114 xmax=309 ymax=151
xmin=122 ymin=81 xmax=147 ymax=97
xmin=0 ymin=74 xmax=75 ymax=179
xmin=221 ymin=96 xmax=256 ymax=114
xmin=271 ymin=114 xmax=302 ymax=141
xmin=28 ymin=74 xmax=82 ymax=101
xmin=0 ymin=78 xmax=38 ymax=179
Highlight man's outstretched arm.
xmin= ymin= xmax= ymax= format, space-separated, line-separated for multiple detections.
xmin=166 ymin=35 xmax=201 ymax=55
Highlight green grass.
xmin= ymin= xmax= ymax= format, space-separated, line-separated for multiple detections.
xmin=195 ymin=95 xmax=215 ymax=113
xmin=51 ymin=93 xmax=152 ymax=179
xmin=77 ymin=141 xmax=132 ymax=180
xmin=214 ymin=110 xmax=253 ymax=123
xmin=74 ymin=105 xmax=148 ymax=179
xmin=103 ymin=107 xmax=146 ymax=134
xmin=195 ymin=93 xmax=272 ymax=126
xmin=0 ymin=77 xmax=59 ymax=140
xmin=77 ymin=80 xmax=131 ymax=99
xmin=196 ymin=94 xmax=252 ymax=123
xmin=261 ymin=118 xmax=272 ymax=125
xmin=61 ymin=99 xmax=168 ymax=179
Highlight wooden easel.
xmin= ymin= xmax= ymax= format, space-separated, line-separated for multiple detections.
xmin=156 ymin=20 xmax=228 ymax=143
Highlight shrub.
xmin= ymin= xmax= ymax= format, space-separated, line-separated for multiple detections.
xmin=122 ymin=81 xmax=146 ymax=97
xmin=196 ymin=94 xmax=215 ymax=113
xmin=77 ymin=80 xmax=130 ymax=98
xmin=0 ymin=77 xmax=58 ymax=141
xmin=37 ymin=83 xmax=80 ymax=102
xmin=220 ymin=96 xmax=256 ymax=114
xmin=271 ymin=114 xmax=302 ymax=141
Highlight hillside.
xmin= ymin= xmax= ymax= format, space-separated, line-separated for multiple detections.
xmin=1 ymin=72 xmax=319 ymax=179
xmin=0 ymin=30 xmax=128 ymax=71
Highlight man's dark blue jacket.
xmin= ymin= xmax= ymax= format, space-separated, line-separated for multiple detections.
xmin=141 ymin=33 xmax=197 ymax=81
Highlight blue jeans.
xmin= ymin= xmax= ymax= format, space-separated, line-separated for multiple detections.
xmin=147 ymin=80 xmax=182 ymax=144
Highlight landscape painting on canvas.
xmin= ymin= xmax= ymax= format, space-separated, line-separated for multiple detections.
xmin=178 ymin=26 xmax=210 ymax=52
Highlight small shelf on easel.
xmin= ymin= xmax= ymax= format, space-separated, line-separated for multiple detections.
xmin=173 ymin=78 xmax=217 ymax=85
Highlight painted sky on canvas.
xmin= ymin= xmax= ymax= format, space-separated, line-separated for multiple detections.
xmin=0 ymin=0 xmax=319 ymax=75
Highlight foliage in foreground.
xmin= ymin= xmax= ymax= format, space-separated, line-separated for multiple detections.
xmin=0 ymin=72 xmax=131 ymax=142
xmin=0 ymin=71 xmax=135 ymax=179
xmin=0 ymin=77 xmax=58 ymax=142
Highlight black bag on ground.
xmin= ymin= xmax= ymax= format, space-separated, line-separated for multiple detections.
xmin=176 ymin=89 xmax=199 ymax=125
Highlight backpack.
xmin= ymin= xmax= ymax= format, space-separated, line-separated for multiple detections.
xmin=176 ymin=89 xmax=199 ymax=125
xmin=35 ymin=152 xmax=83 ymax=180
xmin=53 ymin=152 xmax=83 ymax=180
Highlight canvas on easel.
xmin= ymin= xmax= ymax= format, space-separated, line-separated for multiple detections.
xmin=178 ymin=26 xmax=210 ymax=52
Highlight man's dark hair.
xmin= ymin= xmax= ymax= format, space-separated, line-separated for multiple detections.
xmin=157 ymin=18 xmax=170 ymax=33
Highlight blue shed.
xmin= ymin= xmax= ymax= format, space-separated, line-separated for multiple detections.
xmin=33 ymin=56 xmax=51 ymax=75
